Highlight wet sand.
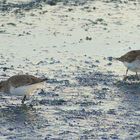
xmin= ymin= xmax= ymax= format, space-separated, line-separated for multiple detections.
xmin=0 ymin=0 xmax=140 ymax=139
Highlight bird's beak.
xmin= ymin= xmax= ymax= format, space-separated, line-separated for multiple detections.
xmin=113 ymin=57 xmax=121 ymax=61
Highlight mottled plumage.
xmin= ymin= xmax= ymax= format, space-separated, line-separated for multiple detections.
xmin=117 ymin=50 xmax=140 ymax=63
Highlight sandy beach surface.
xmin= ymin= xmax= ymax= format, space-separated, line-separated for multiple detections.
xmin=0 ymin=0 xmax=140 ymax=139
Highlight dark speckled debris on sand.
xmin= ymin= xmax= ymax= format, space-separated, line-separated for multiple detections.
xmin=0 ymin=0 xmax=140 ymax=139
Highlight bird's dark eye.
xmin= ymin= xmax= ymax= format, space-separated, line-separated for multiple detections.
xmin=133 ymin=51 xmax=136 ymax=53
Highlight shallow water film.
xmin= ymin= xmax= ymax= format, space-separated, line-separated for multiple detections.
xmin=0 ymin=0 xmax=140 ymax=139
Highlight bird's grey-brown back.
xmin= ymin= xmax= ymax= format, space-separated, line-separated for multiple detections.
xmin=7 ymin=75 xmax=45 ymax=87
xmin=0 ymin=75 xmax=47 ymax=93
xmin=0 ymin=74 xmax=48 ymax=104
xmin=117 ymin=50 xmax=140 ymax=63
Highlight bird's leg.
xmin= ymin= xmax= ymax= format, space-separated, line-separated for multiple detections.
xmin=136 ymin=72 xmax=139 ymax=80
xmin=123 ymin=68 xmax=128 ymax=81
xmin=126 ymin=68 xmax=128 ymax=76
xmin=21 ymin=95 xmax=26 ymax=104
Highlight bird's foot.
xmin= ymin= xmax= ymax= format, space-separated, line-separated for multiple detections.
xmin=29 ymin=104 xmax=34 ymax=109
xmin=123 ymin=76 xmax=128 ymax=81
xmin=21 ymin=95 xmax=26 ymax=104
xmin=21 ymin=100 xmax=25 ymax=104
xmin=136 ymin=75 xmax=140 ymax=80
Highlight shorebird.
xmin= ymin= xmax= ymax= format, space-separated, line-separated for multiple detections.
xmin=0 ymin=74 xmax=48 ymax=104
xmin=116 ymin=50 xmax=140 ymax=80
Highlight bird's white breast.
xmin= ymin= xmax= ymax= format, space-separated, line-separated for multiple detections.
xmin=123 ymin=60 xmax=140 ymax=72
xmin=9 ymin=82 xmax=45 ymax=97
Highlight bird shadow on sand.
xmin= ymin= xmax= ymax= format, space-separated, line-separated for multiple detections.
xmin=75 ymin=70 xmax=140 ymax=109
xmin=0 ymin=104 xmax=38 ymax=124
xmin=0 ymin=104 xmax=48 ymax=129
xmin=0 ymin=104 xmax=49 ymax=139
xmin=116 ymin=75 xmax=140 ymax=94
xmin=116 ymin=76 xmax=140 ymax=110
